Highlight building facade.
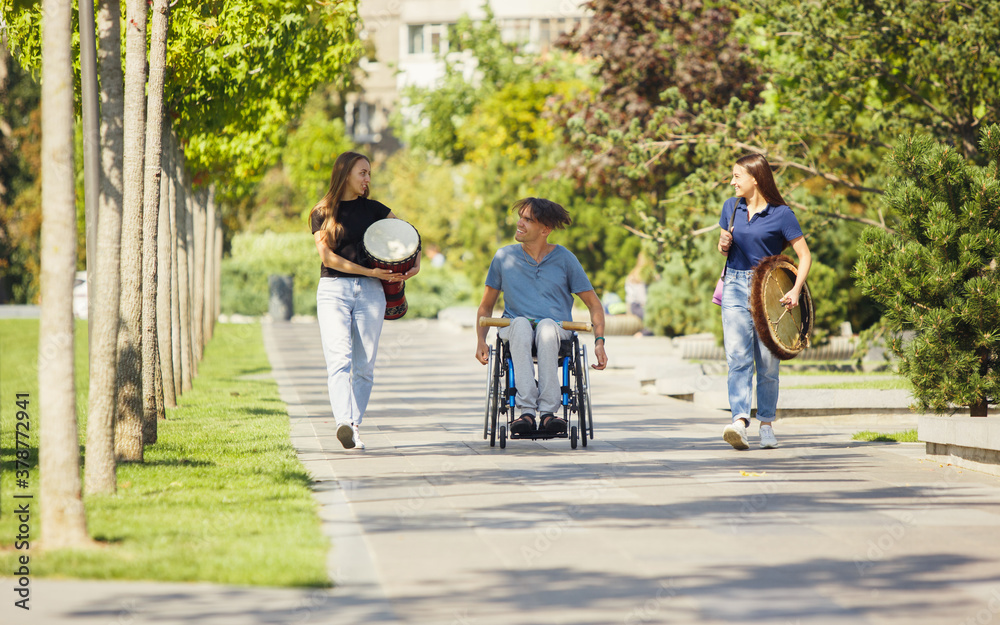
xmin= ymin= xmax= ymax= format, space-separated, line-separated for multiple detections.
xmin=351 ymin=0 xmax=590 ymax=155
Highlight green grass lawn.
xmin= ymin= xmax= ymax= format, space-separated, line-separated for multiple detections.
xmin=0 ymin=319 xmax=329 ymax=587
xmin=852 ymin=429 xmax=919 ymax=443
xmin=784 ymin=377 xmax=913 ymax=391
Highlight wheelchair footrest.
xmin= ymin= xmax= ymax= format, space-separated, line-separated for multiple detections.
xmin=509 ymin=431 xmax=568 ymax=440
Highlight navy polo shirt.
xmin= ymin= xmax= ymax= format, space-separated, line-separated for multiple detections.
xmin=718 ymin=197 xmax=804 ymax=270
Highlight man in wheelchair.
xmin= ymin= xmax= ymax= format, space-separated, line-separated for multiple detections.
xmin=475 ymin=197 xmax=608 ymax=436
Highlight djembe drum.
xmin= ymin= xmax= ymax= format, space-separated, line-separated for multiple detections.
xmin=362 ymin=219 xmax=421 ymax=320
xmin=750 ymin=254 xmax=814 ymax=360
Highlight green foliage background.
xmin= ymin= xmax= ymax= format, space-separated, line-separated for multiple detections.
xmin=855 ymin=126 xmax=1000 ymax=415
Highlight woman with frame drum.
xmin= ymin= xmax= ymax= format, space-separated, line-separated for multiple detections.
xmin=717 ymin=153 xmax=811 ymax=451
xmin=310 ymin=151 xmax=420 ymax=450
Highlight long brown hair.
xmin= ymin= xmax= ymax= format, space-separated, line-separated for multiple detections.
xmin=736 ymin=153 xmax=786 ymax=207
xmin=310 ymin=151 xmax=370 ymax=249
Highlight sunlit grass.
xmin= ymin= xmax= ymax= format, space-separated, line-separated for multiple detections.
xmin=852 ymin=429 xmax=919 ymax=443
xmin=0 ymin=320 xmax=329 ymax=587
xmin=784 ymin=377 xmax=913 ymax=391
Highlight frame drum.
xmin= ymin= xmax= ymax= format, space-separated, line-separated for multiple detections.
xmin=362 ymin=219 xmax=421 ymax=320
xmin=750 ymin=254 xmax=814 ymax=360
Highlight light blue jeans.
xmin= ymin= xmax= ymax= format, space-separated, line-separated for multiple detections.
xmin=499 ymin=317 xmax=572 ymax=416
xmin=721 ymin=269 xmax=779 ymax=424
xmin=317 ymin=276 xmax=385 ymax=426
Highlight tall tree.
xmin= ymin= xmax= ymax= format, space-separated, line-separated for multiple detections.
xmin=115 ymin=0 xmax=147 ymax=462
xmin=85 ymin=0 xmax=125 ymax=494
xmin=191 ymin=188 xmax=205 ymax=361
xmin=855 ymin=127 xmax=1000 ymax=417
xmin=157 ymin=124 xmax=176 ymax=408
xmin=140 ymin=0 xmax=170 ymax=443
xmin=555 ymin=0 xmax=760 ymax=203
xmin=175 ymin=154 xmax=194 ymax=391
xmin=168 ymin=132 xmax=184 ymax=398
xmin=38 ymin=0 xmax=90 ymax=548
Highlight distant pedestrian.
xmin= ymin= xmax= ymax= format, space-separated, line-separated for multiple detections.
xmin=717 ymin=154 xmax=811 ymax=450
xmin=310 ymin=151 xmax=420 ymax=449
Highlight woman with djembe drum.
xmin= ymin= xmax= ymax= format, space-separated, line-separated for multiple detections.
xmin=717 ymin=154 xmax=811 ymax=450
xmin=310 ymin=151 xmax=420 ymax=450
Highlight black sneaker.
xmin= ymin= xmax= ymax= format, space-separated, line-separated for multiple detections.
xmin=510 ymin=414 xmax=536 ymax=434
xmin=540 ymin=413 xmax=567 ymax=434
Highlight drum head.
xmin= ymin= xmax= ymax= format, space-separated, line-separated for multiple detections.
xmin=363 ymin=219 xmax=420 ymax=262
xmin=750 ymin=255 xmax=814 ymax=360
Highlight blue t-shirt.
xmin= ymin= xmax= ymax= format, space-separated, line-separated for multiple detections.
xmin=485 ymin=244 xmax=593 ymax=322
xmin=718 ymin=197 xmax=804 ymax=270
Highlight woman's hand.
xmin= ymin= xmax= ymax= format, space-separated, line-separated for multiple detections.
xmin=718 ymin=229 xmax=733 ymax=255
xmin=400 ymin=264 xmax=420 ymax=281
xmin=369 ymin=267 xmax=405 ymax=282
xmin=780 ymin=286 xmax=801 ymax=310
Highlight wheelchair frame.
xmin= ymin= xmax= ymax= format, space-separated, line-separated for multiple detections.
xmin=482 ymin=331 xmax=594 ymax=449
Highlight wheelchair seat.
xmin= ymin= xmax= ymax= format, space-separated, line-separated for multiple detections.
xmin=484 ymin=332 xmax=594 ymax=449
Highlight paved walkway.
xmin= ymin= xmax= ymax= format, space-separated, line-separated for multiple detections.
xmin=265 ymin=318 xmax=1000 ymax=625
xmin=8 ymin=317 xmax=1000 ymax=624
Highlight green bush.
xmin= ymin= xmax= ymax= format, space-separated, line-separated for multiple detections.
xmin=644 ymin=236 xmax=723 ymax=338
xmin=403 ymin=264 xmax=479 ymax=318
xmin=221 ymin=231 xmax=320 ymax=316
xmin=221 ymin=232 xmax=479 ymax=318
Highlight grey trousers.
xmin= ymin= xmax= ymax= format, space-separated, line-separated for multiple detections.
xmin=499 ymin=317 xmax=572 ymax=416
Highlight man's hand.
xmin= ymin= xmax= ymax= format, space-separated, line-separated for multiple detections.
xmin=592 ymin=342 xmax=608 ymax=370
xmin=475 ymin=339 xmax=490 ymax=365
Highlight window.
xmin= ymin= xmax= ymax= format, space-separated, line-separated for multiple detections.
xmin=407 ymin=23 xmax=452 ymax=56
xmin=408 ymin=25 xmax=424 ymax=54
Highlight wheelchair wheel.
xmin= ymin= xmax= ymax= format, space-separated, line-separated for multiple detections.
xmin=570 ymin=425 xmax=578 ymax=449
xmin=500 ymin=425 xmax=507 ymax=449
xmin=484 ymin=346 xmax=495 ymax=440
xmin=574 ymin=345 xmax=589 ymax=447
xmin=582 ymin=345 xmax=594 ymax=440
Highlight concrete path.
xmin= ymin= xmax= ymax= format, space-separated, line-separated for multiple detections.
xmin=263 ymin=318 xmax=1000 ymax=625
xmin=7 ymin=318 xmax=999 ymax=624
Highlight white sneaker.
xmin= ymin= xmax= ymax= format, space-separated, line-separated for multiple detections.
xmin=759 ymin=424 xmax=778 ymax=449
xmin=723 ymin=420 xmax=750 ymax=450
xmin=337 ymin=423 xmax=356 ymax=449
xmin=352 ymin=424 xmax=365 ymax=450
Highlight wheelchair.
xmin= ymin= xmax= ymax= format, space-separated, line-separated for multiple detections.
xmin=481 ymin=318 xmax=594 ymax=449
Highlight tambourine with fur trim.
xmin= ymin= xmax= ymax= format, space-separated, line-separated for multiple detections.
xmin=750 ymin=254 xmax=814 ymax=360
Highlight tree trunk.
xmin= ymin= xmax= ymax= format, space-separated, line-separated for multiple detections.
xmin=115 ymin=0 xmax=148 ymax=462
xmin=157 ymin=125 xmax=176 ymax=408
xmin=140 ymin=0 xmax=169 ymax=444
xmin=192 ymin=188 xmax=206 ymax=360
xmin=168 ymin=133 xmax=183 ymax=398
xmin=185 ymin=180 xmax=198 ymax=376
xmin=176 ymin=153 xmax=194 ymax=391
xmin=214 ymin=210 xmax=222 ymax=321
xmin=39 ymin=0 xmax=91 ymax=549
xmin=971 ymin=347 xmax=990 ymax=417
xmin=79 ymin=0 xmax=100 ymax=348
xmin=85 ymin=0 xmax=125 ymax=495
xmin=203 ymin=185 xmax=216 ymax=343
xmin=0 ymin=32 xmax=10 ymax=198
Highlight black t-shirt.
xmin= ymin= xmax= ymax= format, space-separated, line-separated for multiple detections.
xmin=310 ymin=197 xmax=392 ymax=278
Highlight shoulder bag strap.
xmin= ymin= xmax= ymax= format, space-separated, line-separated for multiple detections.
xmin=722 ymin=205 xmax=737 ymax=278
